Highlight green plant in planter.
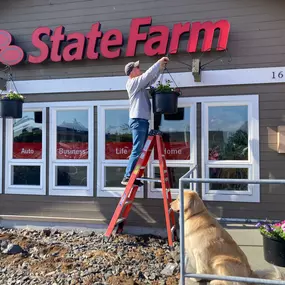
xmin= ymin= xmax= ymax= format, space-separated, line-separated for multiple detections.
xmin=1 ymin=90 xmax=25 ymax=101
xmin=149 ymin=79 xmax=181 ymax=96
xmin=256 ymin=220 xmax=285 ymax=241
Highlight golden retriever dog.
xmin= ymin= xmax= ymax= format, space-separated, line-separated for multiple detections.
xmin=170 ymin=191 xmax=284 ymax=285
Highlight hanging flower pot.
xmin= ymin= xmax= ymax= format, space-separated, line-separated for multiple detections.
xmin=164 ymin=107 xmax=184 ymax=120
xmin=0 ymin=90 xmax=25 ymax=119
xmin=149 ymin=80 xmax=181 ymax=115
xmin=256 ymin=221 xmax=285 ymax=267
xmin=262 ymin=233 xmax=285 ymax=267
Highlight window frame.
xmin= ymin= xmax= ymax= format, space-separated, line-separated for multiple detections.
xmin=148 ymin=102 xmax=197 ymax=199
xmin=49 ymin=106 xmax=94 ymax=196
xmin=97 ymin=105 xmax=144 ymax=198
xmin=5 ymin=107 xmax=46 ymax=195
xmin=201 ymin=96 xmax=260 ymax=202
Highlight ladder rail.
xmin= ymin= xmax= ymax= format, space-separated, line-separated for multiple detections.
xmin=104 ymin=130 xmax=177 ymax=246
xmin=156 ymin=135 xmax=176 ymax=247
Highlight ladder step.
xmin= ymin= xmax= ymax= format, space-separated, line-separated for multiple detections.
xmin=136 ymin=177 xmax=161 ymax=183
xmin=124 ymin=200 xmax=133 ymax=206
xmin=116 ymin=218 xmax=126 ymax=225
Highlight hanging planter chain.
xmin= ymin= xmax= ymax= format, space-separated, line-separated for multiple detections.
xmin=0 ymin=65 xmax=24 ymax=119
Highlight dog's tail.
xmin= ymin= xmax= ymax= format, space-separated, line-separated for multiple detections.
xmin=254 ymin=265 xmax=285 ymax=281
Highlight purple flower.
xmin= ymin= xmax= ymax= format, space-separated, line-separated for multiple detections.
xmin=255 ymin=222 xmax=262 ymax=228
xmin=264 ymin=224 xmax=273 ymax=232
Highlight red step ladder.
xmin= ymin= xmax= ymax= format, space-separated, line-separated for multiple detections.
xmin=104 ymin=130 xmax=178 ymax=247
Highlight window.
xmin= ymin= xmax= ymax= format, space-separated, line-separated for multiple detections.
xmin=97 ymin=106 xmax=143 ymax=197
xmin=5 ymin=109 xmax=46 ymax=195
xmin=49 ymin=107 xmax=93 ymax=196
xmin=148 ymin=104 xmax=197 ymax=198
xmin=202 ymin=96 xmax=259 ymax=202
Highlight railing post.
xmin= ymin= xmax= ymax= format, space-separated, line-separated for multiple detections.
xmin=178 ymin=171 xmax=285 ymax=285
xmin=179 ymin=178 xmax=185 ymax=285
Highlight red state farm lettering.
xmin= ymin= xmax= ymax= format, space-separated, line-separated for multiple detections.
xmin=126 ymin=17 xmax=151 ymax=57
xmin=25 ymin=17 xmax=231 ymax=64
xmin=50 ymin=26 xmax=66 ymax=62
xmin=28 ymin=27 xmax=51 ymax=64
xmin=188 ymin=20 xmax=230 ymax=52
xmin=100 ymin=29 xmax=123 ymax=58
xmin=144 ymin=25 xmax=169 ymax=56
xmin=169 ymin=22 xmax=191 ymax=54
xmin=63 ymin=32 xmax=86 ymax=62
xmin=86 ymin=23 xmax=102 ymax=60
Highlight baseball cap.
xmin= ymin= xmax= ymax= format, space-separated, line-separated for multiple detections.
xmin=124 ymin=60 xmax=140 ymax=76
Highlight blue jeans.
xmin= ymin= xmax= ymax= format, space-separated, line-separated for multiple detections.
xmin=124 ymin=118 xmax=149 ymax=178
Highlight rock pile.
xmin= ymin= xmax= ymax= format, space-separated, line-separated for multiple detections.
xmin=0 ymin=228 xmax=180 ymax=285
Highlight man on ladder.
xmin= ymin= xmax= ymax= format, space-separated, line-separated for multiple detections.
xmin=104 ymin=56 xmax=178 ymax=247
xmin=121 ymin=56 xmax=170 ymax=186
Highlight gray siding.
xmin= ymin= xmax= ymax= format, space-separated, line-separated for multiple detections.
xmin=1 ymin=83 xmax=285 ymax=226
xmin=0 ymin=0 xmax=285 ymax=227
xmin=0 ymin=0 xmax=285 ymax=80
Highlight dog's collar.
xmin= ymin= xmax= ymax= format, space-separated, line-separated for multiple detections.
xmin=189 ymin=209 xmax=206 ymax=218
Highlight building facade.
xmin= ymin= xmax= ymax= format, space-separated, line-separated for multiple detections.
xmin=0 ymin=0 xmax=285 ymax=228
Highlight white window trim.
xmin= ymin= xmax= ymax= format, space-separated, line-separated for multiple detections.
xmin=148 ymin=102 xmax=197 ymax=199
xmin=201 ymin=95 xmax=260 ymax=202
xmin=97 ymin=105 xmax=143 ymax=198
xmin=5 ymin=107 xmax=46 ymax=195
xmin=49 ymin=106 xmax=94 ymax=197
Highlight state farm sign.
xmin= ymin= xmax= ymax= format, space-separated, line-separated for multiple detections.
xmin=0 ymin=17 xmax=230 ymax=66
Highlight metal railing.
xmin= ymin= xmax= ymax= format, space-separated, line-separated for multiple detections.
xmin=179 ymin=166 xmax=285 ymax=285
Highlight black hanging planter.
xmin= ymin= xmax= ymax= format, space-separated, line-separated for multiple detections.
xmin=262 ymin=233 xmax=285 ymax=267
xmin=0 ymin=99 xmax=23 ymax=119
xmin=164 ymin=107 xmax=184 ymax=120
xmin=151 ymin=91 xmax=180 ymax=114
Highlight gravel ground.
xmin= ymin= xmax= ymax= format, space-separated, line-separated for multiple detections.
xmin=0 ymin=227 xmax=180 ymax=285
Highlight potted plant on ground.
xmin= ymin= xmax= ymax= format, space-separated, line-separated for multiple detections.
xmin=149 ymin=79 xmax=181 ymax=114
xmin=0 ymin=90 xmax=24 ymax=118
xmin=256 ymin=220 xmax=285 ymax=267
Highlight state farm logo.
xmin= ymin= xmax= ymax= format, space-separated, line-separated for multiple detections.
xmin=0 ymin=30 xmax=24 ymax=66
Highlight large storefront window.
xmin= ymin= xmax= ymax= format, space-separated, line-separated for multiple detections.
xmin=153 ymin=108 xmax=191 ymax=160
xmin=148 ymin=105 xmax=196 ymax=198
xmin=105 ymin=109 xmax=132 ymax=160
xmin=202 ymin=97 xmax=259 ymax=202
xmin=57 ymin=110 xmax=88 ymax=160
xmin=50 ymin=107 xmax=93 ymax=196
xmin=5 ymin=109 xmax=46 ymax=195
xmin=97 ymin=106 xmax=143 ymax=198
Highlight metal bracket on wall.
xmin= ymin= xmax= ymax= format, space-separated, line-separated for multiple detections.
xmin=192 ymin=58 xmax=201 ymax=82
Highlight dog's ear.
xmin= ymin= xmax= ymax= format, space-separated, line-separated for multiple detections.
xmin=187 ymin=192 xmax=205 ymax=216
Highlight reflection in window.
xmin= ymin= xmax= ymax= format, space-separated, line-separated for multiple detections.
xmin=56 ymin=166 xmax=87 ymax=186
xmin=105 ymin=109 xmax=132 ymax=160
xmin=208 ymin=106 xmax=248 ymax=161
xmin=105 ymin=166 xmax=126 ymax=187
xmin=13 ymin=111 xmax=43 ymax=159
xmin=12 ymin=165 xmax=41 ymax=185
xmin=154 ymin=167 xmax=191 ymax=189
xmin=209 ymin=168 xmax=248 ymax=191
xmin=154 ymin=108 xmax=190 ymax=160
xmin=56 ymin=110 xmax=88 ymax=160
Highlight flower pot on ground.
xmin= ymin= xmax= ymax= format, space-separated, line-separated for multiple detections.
xmin=149 ymin=80 xmax=181 ymax=114
xmin=256 ymin=220 xmax=285 ymax=267
xmin=0 ymin=91 xmax=24 ymax=118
